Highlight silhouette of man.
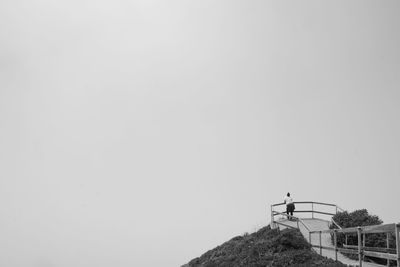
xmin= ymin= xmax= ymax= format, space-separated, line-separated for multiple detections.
xmin=284 ymin=192 xmax=295 ymax=220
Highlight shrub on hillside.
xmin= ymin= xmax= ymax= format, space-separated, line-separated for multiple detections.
xmin=187 ymin=226 xmax=347 ymax=267
xmin=330 ymin=209 xmax=388 ymax=247
xmin=332 ymin=209 xmax=382 ymax=229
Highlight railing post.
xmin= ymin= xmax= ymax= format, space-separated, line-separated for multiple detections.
xmin=387 ymin=232 xmax=390 ymax=267
xmin=334 ymin=229 xmax=338 ymax=261
xmin=319 ymin=231 xmax=322 ymax=255
xmin=312 ymin=203 xmax=314 ymax=219
xmin=270 ymin=205 xmax=274 ymax=229
xmin=358 ymin=226 xmax=363 ymax=267
xmin=395 ymin=223 xmax=400 ymax=267
xmin=363 ymin=232 xmax=366 ymax=261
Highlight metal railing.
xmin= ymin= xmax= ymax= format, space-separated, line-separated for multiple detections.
xmin=270 ymin=201 xmax=343 ymax=229
xmin=309 ymin=223 xmax=400 ymax=267
xmin=270 ymin=201 xmax=400 ymax=267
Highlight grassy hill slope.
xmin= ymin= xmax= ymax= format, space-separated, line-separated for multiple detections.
xmin=184 ymin=226 xmax=348 ymax=267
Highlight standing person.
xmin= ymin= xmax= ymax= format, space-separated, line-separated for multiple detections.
xmin=284 ymin=192 xmax=295 ymax=220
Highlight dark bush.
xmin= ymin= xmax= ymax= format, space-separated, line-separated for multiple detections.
xmin=268 ymin=229 xmax=311 ymax=252
xmin=330 ymin=209 xmax=383 ymax=247
xmin=187 ymin=227 xmax=347 ymax=267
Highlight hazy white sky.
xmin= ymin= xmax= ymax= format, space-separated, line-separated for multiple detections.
xmin=1 ymin=1 xmax=400 ymax=266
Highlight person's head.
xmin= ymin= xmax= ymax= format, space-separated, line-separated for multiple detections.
xmin=287 ymin=192 xmax=290 ymax=197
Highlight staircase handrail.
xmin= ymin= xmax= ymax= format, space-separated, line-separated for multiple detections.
xmin=330 ymin=218 xmax=342 ymax=229
xmin=271 ymin=211 xmax=311 ymax=232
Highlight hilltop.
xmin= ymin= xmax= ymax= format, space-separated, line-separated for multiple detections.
xmin=183 ymin=226 xmax=348 ymax=267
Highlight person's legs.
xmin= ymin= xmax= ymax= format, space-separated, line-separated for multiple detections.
xmin=286 ymin=205 xmax=290 ymax=220
xmin=289 ymin=204 xmax=294 ymax=220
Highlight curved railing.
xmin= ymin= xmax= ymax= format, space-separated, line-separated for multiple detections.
xmin=270 ymin=201 xmax=344 ymax=229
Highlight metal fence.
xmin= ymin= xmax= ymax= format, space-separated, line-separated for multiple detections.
xmin=270 ymin=201 xmax=400 ymax=267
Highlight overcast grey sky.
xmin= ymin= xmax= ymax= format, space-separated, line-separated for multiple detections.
xmin=1 ymin=1 xmax=400 ymax=266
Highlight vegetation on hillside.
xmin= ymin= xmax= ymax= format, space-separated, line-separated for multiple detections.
xmin=185 ymin=226 xmax=348 ymax=267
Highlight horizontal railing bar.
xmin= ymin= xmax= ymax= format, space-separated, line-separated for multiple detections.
xmin=306 ymin=201 xmax=338 ymax=207
xmin=273 ymin=210 xmax=336 ymax=217
xmin=310 ymin=224 xmax=398 ymax=235
xmin=343 ymin=244 xmax=397 ymax=254
xmin=337 ymin=247 xmax=359 ymax=255
xmin=310 ymin=229 xmax=333 ymax=234
xmin=362 ymin=223 xmax=396 ymax=234
xmin=272 ymin=212 xmax=300 ymax=222
xmin=311 ymin=244 xmax=336 ymax=251
xmin=273 ymin=213 xmax=291 ymax=217
xmin=271 ymin=203 xmax=285 ymax=207
xmin=311 ymin=244 xmax=390 ymax=260
xmin=341 ymin=244 xmax=357 ymax=249
xmin=363 ymin=250 xmax=398 ymax=261
xmin=272 ymin=201 xmax=340 ymax=207
xmin=273 ymin=221 xmax=298 ymax=229
xmin=337 ymin=227 xmax=360 ymax=234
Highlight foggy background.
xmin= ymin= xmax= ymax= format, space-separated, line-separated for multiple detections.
xmin=1 ymin=1 xmax=400 ymax=266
